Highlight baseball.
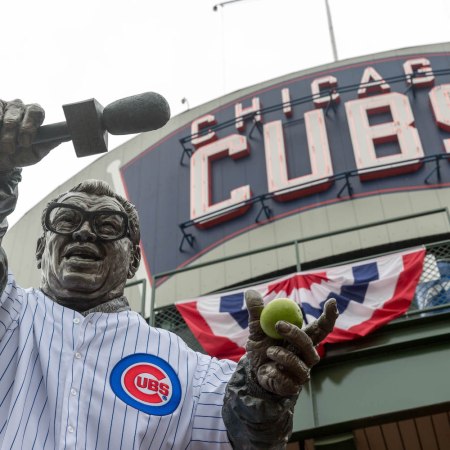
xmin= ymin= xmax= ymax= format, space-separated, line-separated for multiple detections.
xmin=260 ymin=298 xmax=304 ymax=339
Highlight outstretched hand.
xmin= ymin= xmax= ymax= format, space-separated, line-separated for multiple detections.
xmin=245 ymin=290 xmax=338 ymax=397
xmin=0 ymin=99 xmax=59 ymax=171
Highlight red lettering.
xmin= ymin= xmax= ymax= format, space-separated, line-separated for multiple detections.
xmin=345 ymin=92 xmax=424 ymax=180
xmin=404 ymin=58 xmax=434 ymax=88
xmin=263 ymin=110 xmax=333 ymax=201
xmin=136 ymin=376 xmax=147 ymax=389
xmin=147 ymin=379 xmax=159 ymax=392
xmin=159 ymin=382 xmax=170 ymax=397
xmin=191 ymin=115 xmax=217 ymax=148
xmin=190 ymin=134 xmax=251 ymax=228
xmin=358 ymin=67 xmax=391 ymax=98
xmin=429 ymin=84 xmax=450 ymax=153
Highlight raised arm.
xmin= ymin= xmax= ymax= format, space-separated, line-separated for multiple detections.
xmin=0 ymin=99 xmax=58 ymax=292
xmin=222 ymin=290 xmax=338 ymax=449
xmin=0 ymin=167 xmax=22 ymax=291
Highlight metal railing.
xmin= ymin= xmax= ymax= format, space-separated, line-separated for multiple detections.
xmin=410 ymin=239 xmax=450 ymax=314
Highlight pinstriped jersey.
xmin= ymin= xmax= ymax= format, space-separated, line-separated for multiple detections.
xmin=0 ymin=273 xmax=235 ymax=450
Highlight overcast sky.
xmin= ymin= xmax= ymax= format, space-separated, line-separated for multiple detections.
xmin=4 ymin=0 xmax=450 ymax=225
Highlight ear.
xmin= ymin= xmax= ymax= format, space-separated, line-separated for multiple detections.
xmin=127 ymin=244 xmax=141 ymax=279
xmin=35 ymin=236 xmax=46 ymax=269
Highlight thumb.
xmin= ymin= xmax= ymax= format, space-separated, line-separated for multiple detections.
xmin=245 ymin=290 xmax=267 ymax=342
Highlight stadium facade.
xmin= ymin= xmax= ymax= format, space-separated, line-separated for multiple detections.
xmin=5 ymin=42 xmax=450 ymax=449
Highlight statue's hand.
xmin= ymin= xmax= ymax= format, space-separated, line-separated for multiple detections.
xmin=245 ymin=290 xmax=338 ymax=397
xmin=0 ymin=99 xmax=59 ymax=171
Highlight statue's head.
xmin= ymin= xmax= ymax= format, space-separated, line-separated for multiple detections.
xmin=36 ymin=179 xmax=141 ymax=312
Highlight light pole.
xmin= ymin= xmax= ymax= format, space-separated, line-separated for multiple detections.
xmin=325 ymin=0 xmax=338 ymax=61
xmin=213 ymin=0 xmax=251 ymax=11
xmin=213 ymin=0 xmax=339 ymax=62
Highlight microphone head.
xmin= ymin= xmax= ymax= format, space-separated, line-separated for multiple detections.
xmin=103 ymin=92 xmax=171 ymax=135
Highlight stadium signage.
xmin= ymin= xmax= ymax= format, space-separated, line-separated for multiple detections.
xmin=121 ymin=52 xmax=450 ymax=277
xmin=190 ymin=57 xmax=448 ymax=228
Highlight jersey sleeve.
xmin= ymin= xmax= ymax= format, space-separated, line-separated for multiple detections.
xmin=187 ymin=352 xmax=236 ymax=449
xmin=0 ymin=244 xmax=8 ymax=299
xmin=0 ymin=272 xmax=23 ymax=342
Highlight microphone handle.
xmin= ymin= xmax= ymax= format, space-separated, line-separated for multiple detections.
xmin=34 ymin=122 xmax=72 ymax=145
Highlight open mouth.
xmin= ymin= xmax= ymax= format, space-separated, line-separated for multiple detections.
xmin=64 ymin=245 xmax=103 ymax=262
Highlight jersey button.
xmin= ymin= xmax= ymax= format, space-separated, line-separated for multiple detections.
xmin=73 ymin=318 xmax=80 ymax=324
xmin=70 ymin=388 xmax=77 ymax=396
xmin=75 ymin=352 xmax=82 ymax=359
xmin=67 ymin=426 xmax=74 ymax=433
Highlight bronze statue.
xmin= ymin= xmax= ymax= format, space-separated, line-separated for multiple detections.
xmin=0 ymin=99 xmax=338 ymax=449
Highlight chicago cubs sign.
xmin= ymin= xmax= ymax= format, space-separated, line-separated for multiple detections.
xmin=110 ymin=354 xmax=182 ymax=415
xmin=121 ymin=50 xmax=450 ymax=279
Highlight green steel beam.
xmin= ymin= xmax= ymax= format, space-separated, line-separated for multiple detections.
xmin=154 ymin=208 xmax=448 ymax=280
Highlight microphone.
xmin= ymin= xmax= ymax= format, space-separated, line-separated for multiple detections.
xmin=34 ymin=92 xmax=171 ymax=157
xmin=103 ymin=92 xmax=171 ymax=135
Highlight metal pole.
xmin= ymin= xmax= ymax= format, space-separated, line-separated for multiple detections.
xmin=149 ymin=277 xmax=157 ymax=326
xmin=294 ymin=240 xmax=301 ymax=273
xmin=213 ymin=0 xmax=339 ymax=62
xmin=124 ymin=279 xmax=146 ymax=317
xmin=213 ymin=0 xmax=252 ymax=11
xmin=445 ymin=207 xmax=450 ymax=227
xmin=141 ymin=279 xmax=147 ymax=319
xmin=325 ymin=0 xmax=338 ymax=62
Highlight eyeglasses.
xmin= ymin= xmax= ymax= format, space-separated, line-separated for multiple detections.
xmin=44 ymin=203 xmax=130 ymax=242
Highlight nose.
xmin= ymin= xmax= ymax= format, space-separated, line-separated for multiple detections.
xmin=72 ymin=221 xmax=97 ymax=242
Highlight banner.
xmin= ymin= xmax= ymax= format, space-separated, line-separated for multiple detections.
xmin=176 ymin=248 xmax=426 ymax=361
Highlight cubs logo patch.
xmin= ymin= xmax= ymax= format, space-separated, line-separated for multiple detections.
xmin=110 ymin=354 xmax=182 ymax=416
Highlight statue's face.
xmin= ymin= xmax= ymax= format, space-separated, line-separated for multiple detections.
xmin=38 ymin=192 xmax=137 ymax=311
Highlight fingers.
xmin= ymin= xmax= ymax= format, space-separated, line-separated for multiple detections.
xmin=0 ymin=101 xmax=6 ymax=123
xmin=0 ymin=100 xmax=45 ymax=154
xmin=256 ymin=336 xmax=317 ymax=396
xmin=246 ymin=295 xmax=338 ymax=398
xmin=266 ymin=346 xmax=311 ymax=384
xmin=0 ymin=100 xmax=25 ymax=154
xmin=257 ymin=361 xmax=303 ymax=397
xmin=275 ymin=321 xmax=320 ymax=366
xmin=304 ymin=298 xmax=339 ymax=346
xmin=19 ymin=103 xmax=45 ymax=147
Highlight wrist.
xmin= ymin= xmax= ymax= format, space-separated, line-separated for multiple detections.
xmin=223 ymin=355 xmax=298 ymax=450
xmin=0 ymin=167 xmax=22 ymax=179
